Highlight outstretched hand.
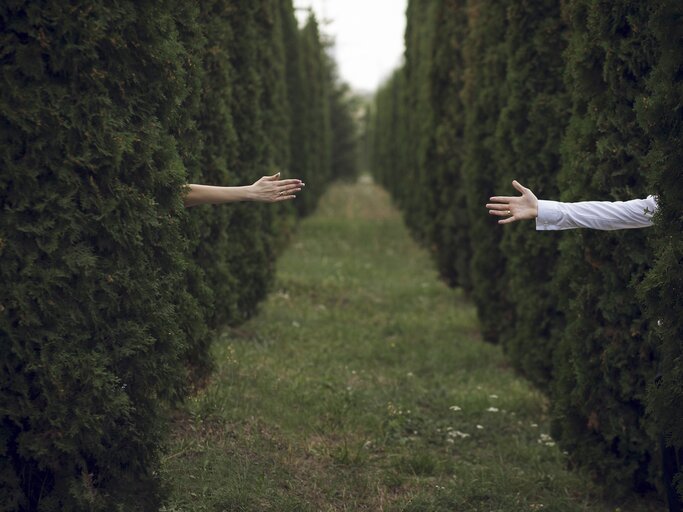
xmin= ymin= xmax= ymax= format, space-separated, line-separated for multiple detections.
xmin=250 ymin=173 xmax=304 ymax=203
xmin=486 ymin=180 xmax=538 ymax=224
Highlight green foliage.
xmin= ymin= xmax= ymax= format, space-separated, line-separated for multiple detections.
xmin=461 ymin=0 xmax=510 ymax=343
xmin=401 ymin=0 xmax=438 ymax=242
xmin=369 ymin=0 xmax=681 ymax=500
xmin=550 ymin=0 xmax=659 ymax=495
xmin=330 ymin=81 xmax=361 ymax=183
xmin=296 ymin=15 xmax=333 ymax=216
xmin=0 ymin=1 xmax=350 ymax=509
xmin=0 ymin=1 xmax=198 ymax=509
xmin=428 ymin=0 xmax=470 ymax=290
xmin=636 ymin=0 xmax=683 ymax=497
xmin=494 ymin=1 xmax=568 ymax=388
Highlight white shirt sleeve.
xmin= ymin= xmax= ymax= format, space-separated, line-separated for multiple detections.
xmin=536 ymin=196 xmax=657 ymax=231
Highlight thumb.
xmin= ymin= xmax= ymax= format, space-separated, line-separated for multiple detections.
xmin=263 ymin=172 xmax=280 ymax=182
xmin=511 ymin=180 xmax=526 ymax=194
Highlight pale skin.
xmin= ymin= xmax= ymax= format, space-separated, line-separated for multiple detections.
xmin=485 ymin=180 xmax=538 ymax=224
xmin=184 ymin=173 xmax=304 ymax=208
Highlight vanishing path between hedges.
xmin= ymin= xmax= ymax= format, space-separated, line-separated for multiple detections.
xmin=162 ymin=179 xmax=661 ymax=512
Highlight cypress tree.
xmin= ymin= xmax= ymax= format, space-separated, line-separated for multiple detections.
xmin=461 ymin=0 xmax=510 ymax=343
xmin=281 ymin=1 xmax=309 ymax=218
xmin=550 ymin=0 xmax=659 ymax=494
xmin=261 ymin=0 xmax=297 ymax=248
xmin=297 ymin=15 xmax=332 ymax=215
xmin=222 ymin=0 xmax=278 ymax=322
xmin=0 ymin=1 xmax=200 ymax=509
xmin=494 ymin=1 xmax=568 ymax=388
xmin=428 ymin=0 xmax=470 ymax=290
xmin=637 ymin=0 xmax=683 ymax=498
xmin=401 ymin=0 xmax=438 ymax=243
xmin=330 ymin=79 xmax=361 ymax=183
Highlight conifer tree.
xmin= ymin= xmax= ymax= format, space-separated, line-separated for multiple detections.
xmin=637 ymin=0 xmax=683 ymax=497
xmin=281 ymin=1 xmax=309 ymax=217
xmin=428 ymin=0 xmax=470 ymax=290
xmin=0 ymin=1 xmax=200 ymax=508
xmin=461 ymin=0 xmax=511 ymax=343
xmin=330 ymin=80 xmax=361 ymax=182
xmin=222 ymin=0 xmax=278 ymax=322
xmin=494 ymin=0 xmax=568 ymax=388
xmin=297 ymin=15 xmax=333 ymax=215
xmin=550 ymin=0 xmax=659 ymax=494
xmin=401 ymin=0 xmax=438 ymax=242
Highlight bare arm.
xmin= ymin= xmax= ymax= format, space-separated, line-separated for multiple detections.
xmin=184 ymin=173 xmax=304 ymax=208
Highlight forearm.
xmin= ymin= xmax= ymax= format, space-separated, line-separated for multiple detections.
xmin=536 ymin=196 xmax=657 ymax=231
xmin=184 ymin=184 xmax=254 ymax=208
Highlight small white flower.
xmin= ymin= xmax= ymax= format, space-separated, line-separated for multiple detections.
xmin=531 ymin=423 xmax=538 ymax=428
xmin=448 ymin=430 xmax=470 ymax=439
xmin=449 ymin=405 xmax=462 ymax=411
xmin=486 ymin=407 xmax=499 ymax=412
xmin=489 ymin=394 xmax=498 ymax=399
xmin=476 ymin=425 xmax=484 ymax=430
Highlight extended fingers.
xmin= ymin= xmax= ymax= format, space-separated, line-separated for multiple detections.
xmin=277 ymin=179 xmax=304 ymax=187
xmin=498 ymin=216 xmax=518 ymax=224
xmin=277 ymin=184 xmax=303 ymax=195
xmin=275 ymin=194 xmax=296 ymax=202
xmin=486 ymin=203 xmax=512 ymax=211
xmin=488 ymin=196 xmax=516 ymax=203
xmin=511 ymin=180 xmax=527 ymax=194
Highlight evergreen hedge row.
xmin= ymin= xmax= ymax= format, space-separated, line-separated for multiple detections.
xmin=370 ymin=0 xmax=682 ymax=500
xmin=0 ymin=1 xmax=354 ymax=510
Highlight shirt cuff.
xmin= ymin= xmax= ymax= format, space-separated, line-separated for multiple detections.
xmin=536 ymin=200 xmax=563 ymax=230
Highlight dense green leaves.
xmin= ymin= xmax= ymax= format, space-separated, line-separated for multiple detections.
xmin=370 ymin=0 xmax=681 ymax=501
xmin=1 ymin=2 xmax=197 ymax=509
xmin=0 ymin=1 xmax=351 ymax=509
xmin=637 ymin=0 xmax=683 ymax=498
xmin=550 ymin=0 xmax=658 ymax=495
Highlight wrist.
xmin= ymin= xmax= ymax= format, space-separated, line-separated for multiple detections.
xmin=242 ymin=185 xmax=256 ymax=202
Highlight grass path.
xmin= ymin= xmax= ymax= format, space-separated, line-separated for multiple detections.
xmin=162 ymin=180 xmax=662 ymax=512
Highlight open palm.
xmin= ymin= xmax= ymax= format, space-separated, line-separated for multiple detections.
xmin=486 ymin=180 xmax=538 ymax=224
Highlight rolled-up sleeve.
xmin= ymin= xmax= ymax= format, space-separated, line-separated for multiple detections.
xmin=536 ymin=196 xmax=657 ymax=231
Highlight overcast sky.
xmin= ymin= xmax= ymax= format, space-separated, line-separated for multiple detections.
xmin=294 ymin=0 xmax=408 ymax=94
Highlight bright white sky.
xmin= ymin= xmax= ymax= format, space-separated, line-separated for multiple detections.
xmin=294 ymin=0 xmax=408 ymax=94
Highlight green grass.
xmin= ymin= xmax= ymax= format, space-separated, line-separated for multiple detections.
xmin=161 ymin=179 xmax=663 ymax=512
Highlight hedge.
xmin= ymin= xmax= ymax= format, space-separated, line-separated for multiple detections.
xmin=494 ymin=0 xmax=568 ymax=389
xmin=0 ymin=3 xmax=198 ymax=509
xmin=0 ymin=1 xmax=351 ymax=509
xmin=369 ymin=0 xmax=682 ymax=500
xmin=637 ymin=0 xmax=683 ymax=498
xmin=550 ymin=0 xmax=659 ymax=494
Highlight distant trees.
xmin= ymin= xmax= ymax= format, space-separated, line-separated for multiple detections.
xmin=370 ymin=0 xmax=682 ymax=500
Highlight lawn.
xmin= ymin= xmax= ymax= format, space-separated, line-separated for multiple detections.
xmin=161 ymin=179 xmax=663 ymax=511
